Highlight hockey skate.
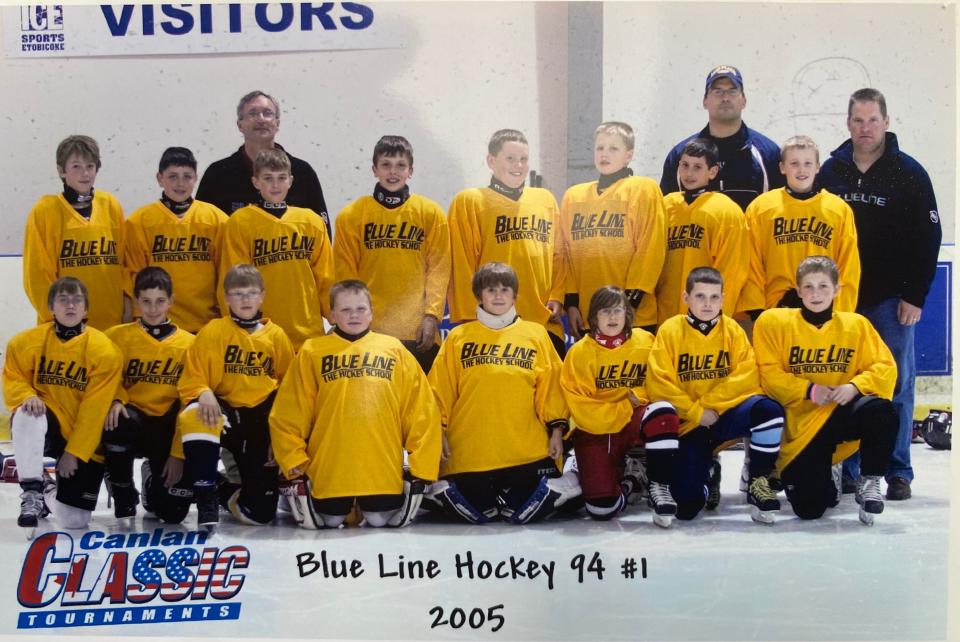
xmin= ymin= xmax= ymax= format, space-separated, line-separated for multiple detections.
xmin=621 ymin=452 xmax=648 ymax=504
xmin=747 ymin=475 xmax=780 ymax=524
xmin=830 ymin=463 xmax=843 ymax=507
xmin=195 ymin=485 xmax=220 ymax=532
xmin=106 ymin=473 xmax=139 ymax=526
xmin=705 ymin=457 xmax=721 ymax=510
xmin=647 ymin=480 xmax=676 ymax=529
xmin=855 ymin=476 xmax=884 ymax=526
xmin=18 ymin=484 xmax=48 ymax=540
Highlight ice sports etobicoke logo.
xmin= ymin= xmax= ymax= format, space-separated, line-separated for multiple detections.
xmin=16 ymin=529 xmax=250 ymax=629
xmin=19 ymin=5 xmax=66 ymax=52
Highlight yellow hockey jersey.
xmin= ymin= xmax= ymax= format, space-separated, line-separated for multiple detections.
xmin=560 ymin=331 xmax=654 ymax=435
xmin=428 ymin=319 xmax=567 ymax=475
xmin=124 ymin=199 xmax=228 ymax=332
xmin=656 ymin=191 xmax=748 ymax=324
xmin=105 ymin=322 xmax=195 ymax=417
xmin=178 ymin=317 xmax=294 ymax=409
xmin=646 ymin=314 xmax=763 ymax=435
xmin=557 ymin=177 xmax=666 ymax=326
xmin=23 ymin=191 xmax=125 ymax=330
xmin=269 ymin=331 xmax=442 ymax=499
xmin=3 ymin=323 xmax=122 ymax=462
xmin=752 ymin=308 xmax=896 ymax=471
xmin=220 ymin=204 xmax=334 ymax=349
xmin=740 ymin=188 xmax=860 ymax=312
xmin=334 ymin=194 xmax=451 ymax=341
xmin=447 ymin=187 xmax=565 ymax=338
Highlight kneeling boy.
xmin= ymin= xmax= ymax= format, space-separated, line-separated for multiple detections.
xmin=270 ymin=280 xmax=442 ymax=528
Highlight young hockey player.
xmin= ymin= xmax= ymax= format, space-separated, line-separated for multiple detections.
xmin=3 ymin=277 xmax=123 ymax=535
xmin=557 ymin=122 xmax=666 ymax=335
xmin=655 ymin=138 xmax=748 ymax=324
xmin=102 ymin=267 xmax=196 ymax=523
xmin=739 ymin=136 xmax=860 ymax=316
xmin=427 ymin=263 xmax=580 ymax=523
xmin=560 ymin=285 xmax=680 ymax=526
xmin=124 ymin=147 xmax=228 ymax=332
xmin=646 ymin=267 xmax=785 ymax=523
xmin=334 ymin=135 xmax=451 ymax=373
xmin=220 ymin=148 xmax=334 ymax=349
xmin=172 ymin=264 xmax=294 ymax=529
xmin=753 ymin=256 xmax=897 ymax=525
xmin=23 ymin=135 xmax=127 ymax=330
xmin=270 ymin=280 xmax=442 ymax=528
xmin=447 ymin=130 xmax=567 ymax=356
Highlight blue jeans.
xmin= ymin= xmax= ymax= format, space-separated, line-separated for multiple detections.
xmin=842 ymin=297 xmax=915 ymax=482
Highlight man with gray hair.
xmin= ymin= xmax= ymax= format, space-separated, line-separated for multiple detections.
xmin=197 ymin=90 xmax=330 ymax=235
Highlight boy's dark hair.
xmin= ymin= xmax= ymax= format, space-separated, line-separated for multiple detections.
xmin=47 ymin=277 xmax=88 ymax=309
xmin=796 ymin=256 xmax=840 ymax=286
xmin=472 ymin=262 xmax=519 ymax=300
xmin=56 ymin=135 xmax=101 ymax=171
xmin=158 ymin=147 xmax=197 ymax=173
xmin=848 ymin=88 xmax=887 ymax=118
xmin=685 ymin=266 xmax=724 ymax=293
xmin=681 ymin=138 xmax=720 ymax=167
xmin=487 ymin=129 xmax=528 ymax=156
xmin=223 ymin=264 xmax=265 ymax=292
xmin=329 ymin=279 xmax=372 ymax=310
xmin=236 ymin=90 xmax=280 ymax=120
xmin=134 ymin=266 xmax=174 ymax=298
xmin=254 ymin=149 xmax=291 ymax=175
xmin=373 ymin=135 xmax=414 ymax=166
xmin=587 ymin=286 xmax=634 ymax=339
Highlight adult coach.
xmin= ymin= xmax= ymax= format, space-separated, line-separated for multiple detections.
xmin=819 ymin=88 xmax=941 ymax=501
xmin=197 ymin=90 xmax=331 ymax=236
xmin=660 ymin=65 xmax=783 ymax=210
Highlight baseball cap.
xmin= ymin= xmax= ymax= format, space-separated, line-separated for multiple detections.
xmin=704 ymin=65 xmax=744 ymax=94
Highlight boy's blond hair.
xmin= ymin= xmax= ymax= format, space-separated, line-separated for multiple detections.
xmin=796 ymin=256 xmax=839 ymax=286
xmin=223 ymin=264 xmax=265 ymax=292
xmin=487 ymin=129 xmax=528 ymax=156
xmin=56 ymin=135 xmax=101 ymax=170
xmin=780 ymin=135 xmax=820 ymax=164
xmin=594 ymin=121 xmax=635 ymax=151
xmin=253 ymin=148 xmax=291 ymax=175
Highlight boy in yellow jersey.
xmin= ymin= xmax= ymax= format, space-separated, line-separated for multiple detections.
xmin=125 ymin=148 xmax=228 ymax=332
xmin=557 ymin=122 xmax=666 ymax=335
xmin=3 ymin=278 xmax=123 ymax=534
xmin=656 ymin=139 xmax=748 ymax=324
xmin=560 ymin=286 xmax=680 ymax=527
xmin=220 ymin=149 xmax=334 ymax=349
xmin=753 ymin=257 xmax=897 ymax=525
xmin=270 ymin=280 xmax=442 ymax=528
xmin=426 ymin=263 xmax=580 ymax=523
xmin=24 ymin=135 xmax=128 ymax=330
xmin=102 ymin=267 xmax=196 ymax=524
xmin=172 ymin=264 xmax=294 ymax=530
xmin=646 ymin=267 xmax=785 ymax=523
xmin=447 ymin=130 xmax=567 ymax=357
xmin=740 ymin=136 xmax=860 ymax=317
xmin=334 ymin=136 xmax=450 ymax=373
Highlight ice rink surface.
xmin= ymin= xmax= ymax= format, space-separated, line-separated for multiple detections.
xmin=0 ymin=444 xmax=950 ymax=642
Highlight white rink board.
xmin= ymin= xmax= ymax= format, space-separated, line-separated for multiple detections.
xmin=0 ymin=446 xmax=949 ymax=642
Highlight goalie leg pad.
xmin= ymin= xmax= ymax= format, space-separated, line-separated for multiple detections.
xmin=387 ymin=478 xmax=426 ymax=528
xmin=11 ymin=411 xmax=47 ymax=482
xmin=425 ymin=480 xmax=493 ymax=524
xmin=506 ymin=472 xmax=582 ymax=525
xmin=278 ymin=476 xmax=325 ymax=529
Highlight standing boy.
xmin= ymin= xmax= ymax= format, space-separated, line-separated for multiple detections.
xmin=334 ymin=136 xmax=451 ymax=373
xmin=556 ymin=122 xmax=666 ymax=335
xmin=220 ymin=149 xmax=334 ymax=350
xmin=646 ymin=267 xmax=785 ymax=523
xmin=102 ymin=267 xmax=196 ymax=523
xmin=270 ymin=280 xmax=442 ymax=528
xmin=24 ymin=135 xmax=127 ymax=330
xmin=4 ymin=277 xmax=123 ymax=533
xmin=447 ymin=130 xmax=566 ymax=356
xmin=172 ymin=264 xmax=294 ymax=529
xmin=739 ymin=136 xmax=860 ymax=316
xmin=125 ymin=147 xmax=228 ymax=333
xmin=753 ymin=257 xmax=897 ymax=524
xmin=655 ymin=138 xmax=748 ymax=324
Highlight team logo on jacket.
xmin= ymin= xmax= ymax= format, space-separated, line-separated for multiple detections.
xmin=251 ymin=233 xmax=314 ymax=265
xmin=772 ymin=216 xmax=833 ymax=248
xmin=930 ymin=210 xmax=939 ymax=223
xmin=595 ymin=361 xmax=646 ymax=389
xmin=460 ymin=341 xmax=536 ymax=369
xmin=223 ymin=346 xmax=274 ymax=376
xmin=362 ymin=222 xmax=425 ymax=250
xmin=570 ymin=209 xmax=624 ymax=240
xmin=37 ymin=356 xmax=88 ymax=391
xmin=667 ymin=223 xmax=705 ymax=250
xmin=16 ymin=529 xmax=249 ymax=628
xmin=125 ymin=357 xmax=185 ymax=386
xmin=676 ymin=350 xmax=731 ymax=382
xmin=151 ymin=234 xmax=213 ymax=262
xmin=788 ymin=344 xmax=855 ymax=374
xmin=494 ymin=215 xmax=551 ymax=243
xmin=320 ymin=351 xmax=396 ymax=382
xmin=59 ymin=237 xmax=120 ymax=268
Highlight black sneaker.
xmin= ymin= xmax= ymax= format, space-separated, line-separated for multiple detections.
xmin=885 ymin=476 xmax=912 ymax=500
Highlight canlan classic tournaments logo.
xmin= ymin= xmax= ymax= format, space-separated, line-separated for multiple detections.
xmin=19 ymin=5 xmax=65 ymax=52
xmin=16 ymin=528 xmax=250 ymax=629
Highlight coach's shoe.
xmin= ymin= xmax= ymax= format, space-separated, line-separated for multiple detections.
xmin=885 ymin=476 xmax=911 ymax=501
xmin=647 ymin=481 xmax=676 ymax=529
xmin=705 ymin=457 xmax=722 ymax=510
xmin=747 ymin=475 xmax=780 ymax=524
xmin=856 ymin=475 xmax=884 ymax=525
